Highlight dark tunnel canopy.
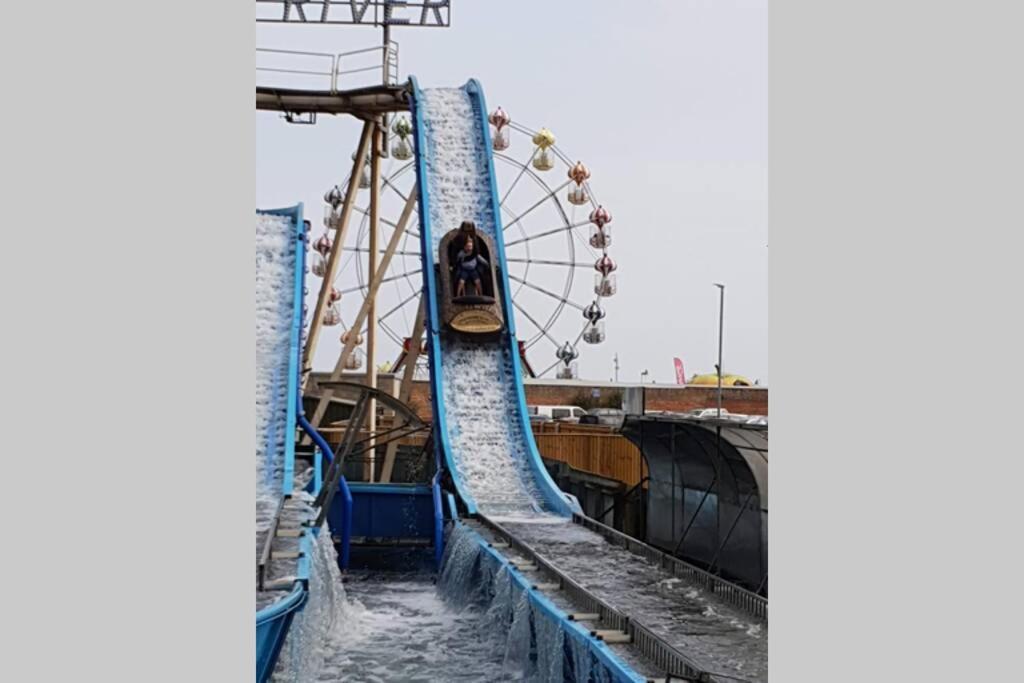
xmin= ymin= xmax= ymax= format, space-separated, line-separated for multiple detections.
xmin=621 ymin=414 xmax=768 ymax=595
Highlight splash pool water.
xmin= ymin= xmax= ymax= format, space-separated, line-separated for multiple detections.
xmin=318 ymin=574 xmax=510 ymax=682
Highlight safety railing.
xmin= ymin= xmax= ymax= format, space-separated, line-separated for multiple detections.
xmin=574 ymin=514 xmax=767 ymax=619
xmin=300 ymin=413 xmax=352 ymax=568
xmin=630 ymin=623 xmax=710 ymax=683
xmin=256 ymin=43 xmax=399 ymax=93
xmin=477 ymin=515 xmax=725 ymax=683
xmin=337 ymin=44 xmax=400 ymax=86
xmin=257 ymin=496 xmax=287 ymax=591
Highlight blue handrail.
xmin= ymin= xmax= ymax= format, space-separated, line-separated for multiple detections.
xmin=313 ymin=448 xmax=322 ymax=496
xmin=298 ymin=413 xmax=351 ymax=569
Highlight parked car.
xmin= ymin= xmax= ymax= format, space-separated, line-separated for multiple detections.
xmin=528 ymin=405 xmax=588 ymax=423
xmin=686 ymin=408 xmax=730 ymax=419
xmin=587 ymin=408 xmax=626 ymax=428
xmin=685 ymin=408 xmax=751 ymax=422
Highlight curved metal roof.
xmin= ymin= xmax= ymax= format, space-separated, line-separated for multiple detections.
xmin=621 ymin=414 xmax=768 ymax=508
xmin=716 ymin=424 xmax=768 ymax=507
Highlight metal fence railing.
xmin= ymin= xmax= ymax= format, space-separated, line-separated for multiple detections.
xmin=256 ymin=42 xmax=400 ymax=93
xmin=574 ymin=513 xmax=768 ymax=619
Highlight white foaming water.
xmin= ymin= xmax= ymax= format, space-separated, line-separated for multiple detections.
xmin=420 ymin=88 xmax=495 ymax=254
xmin=441 ymin=342 xmax=556 ymax=517
xmin=320 ymin=575 xmax=513 ymax=682
xmin=256 ymin=212 xmax=297 ymax=563
xmin=420 ymin=87 xmax=558 ymax=519
xmin=436 ymin=524 xmax=629 ymax=682
xmin=272 ymin=527 xmax=351 ymax=682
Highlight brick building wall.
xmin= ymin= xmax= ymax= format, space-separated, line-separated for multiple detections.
xmin=310 ymin=373 xmax=767 ymax=422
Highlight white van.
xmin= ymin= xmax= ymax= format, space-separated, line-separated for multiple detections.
xmin=527 ymin=405 xmax=588 ymax=422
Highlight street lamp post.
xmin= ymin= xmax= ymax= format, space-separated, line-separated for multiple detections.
xmin=714 ymin=283 xmax=725 ymax=418
xmin=640 ymin=369 xmax=649 ymax=384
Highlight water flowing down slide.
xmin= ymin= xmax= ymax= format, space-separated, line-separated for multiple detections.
xmin=409 ymin=79 xmax=579 ymax=520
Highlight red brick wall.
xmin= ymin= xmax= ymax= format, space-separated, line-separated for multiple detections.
xmin=311 ymin=373 xmax=767 ymax=422
xmin=525 ymin=383 xmax=767 ymax=415
xmin=641 ymin=385 xmax=767 ymax=415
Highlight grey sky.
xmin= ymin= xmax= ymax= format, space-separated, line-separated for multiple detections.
xmin=257 ymin=0 xmax=767 ymax=384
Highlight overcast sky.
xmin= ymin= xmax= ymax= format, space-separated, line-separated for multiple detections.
xmin=256 ymin=0 xmax=767 ymax=385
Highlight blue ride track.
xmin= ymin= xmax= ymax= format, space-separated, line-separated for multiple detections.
xmin=408 ymin=77 xmax=580 ymax=518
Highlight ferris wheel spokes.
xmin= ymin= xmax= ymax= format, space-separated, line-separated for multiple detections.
xmin=568 ymin=222 xmax=602 ymax=261
xmin=535 ymin=357 xmax=567 ymax=379
xmin=381 ymin=172 xmax=414 ymax=203
xmin=337 ymin=268 xmax=422 ymax=296
xmin=499 ymin=147 xmax=540 ymax=206
xmin=375 ymin=288 xmax=421 ymax=324
xmin=504 ymin=219 xmax=590 ymax=248
xmin=532 ymin=320 xmax=595 ymax=379
xmin=511 ymin=299 xmax=562 ymax=349
xmin=356 ymin=290 xmax=422 ymax=347
xmin=348 ymin=205 xmax=422 ymax=240
xmin=507 ymin=274 xmax=585 ymax=312
xmin=506 ymin=257 xmax=589 ymax=268
xmin=347 ymin=247 xmax=422 ymax=258
xmin=500 ymin=178 xmax=573 ymax=232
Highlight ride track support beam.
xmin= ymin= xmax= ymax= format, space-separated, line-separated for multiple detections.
xmin=302 ymin=121 xmax=374 ymax=386
xmin=306 ymin=140 xmax=419 ymax=439
xmin=380 ymin=297 xmax=426 ymax=483
xmin=255 ymin=85 xmax=411 ymax=120
xmin=366 ymin=122 xmax=383 ymax=481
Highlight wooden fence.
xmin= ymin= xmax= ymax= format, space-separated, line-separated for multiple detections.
xmin=531 ymin=423 xmax=646 ymax=488
xmin=316 ymin=418 xmax=646 ymax=489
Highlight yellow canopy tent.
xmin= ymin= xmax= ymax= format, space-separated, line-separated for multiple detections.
xmin=688 ymin=373 xmax=753 ymax=387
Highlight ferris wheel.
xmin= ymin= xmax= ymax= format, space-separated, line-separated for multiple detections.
xmin=308 ymin=106 xmax=618 ymax=380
